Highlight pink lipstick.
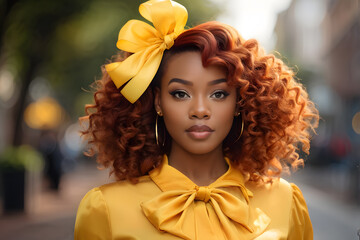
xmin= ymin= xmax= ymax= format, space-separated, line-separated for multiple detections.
xmin=185 ymin=125 xmax=214 ymax=140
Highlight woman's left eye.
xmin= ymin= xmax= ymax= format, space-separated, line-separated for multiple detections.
xmin=210 ymin=90 xmax=229 ymax=99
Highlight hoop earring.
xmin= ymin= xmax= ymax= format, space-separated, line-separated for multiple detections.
xmin=234 ymin=114 xmax=244 ymax=143
xmin=155 ymin=114 xmax=165 ymax=147
xmin=155 ymin=114 xmax=160 ymax=146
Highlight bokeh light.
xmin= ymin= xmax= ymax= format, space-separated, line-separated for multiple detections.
xmin=24 ymin=97 xmax=64 ymax=130
xmin=352 ymin=112 xmax=360 ymax=134
xmin=0 ymin=70 xmax=15 ymax=103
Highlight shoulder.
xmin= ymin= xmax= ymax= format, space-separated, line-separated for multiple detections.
xmin=97 ymin=175 xmax=158 ymax=199
xmin=78 ymin=175 xmax=161 ymax=213
xmin=98 ymin=175 xmax=151 ymax=191
xmin=287 ymin=183 xmax=313 ymax=238
xmin=75 ymin=187 xmax=112 ymax=239
xmin=245 ymin=178 xmax=313 ymax=239
xmin=77 ymin=186 xmax=107 ymax=212
xmin=245 ymin=178 xmax=299 ymax=225
xmin=249 ymin=178 xmax=310 ymax=214
xmin=245 ymin=178 xmax=293 ymax=201
xmin=245 ymin=178 xmax=308 ymax=211
xmin=75 ymin=176 xmax=164 ymax=239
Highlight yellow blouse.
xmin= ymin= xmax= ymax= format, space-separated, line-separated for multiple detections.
xmin=74 ymin=156 xmax=313 ymax=239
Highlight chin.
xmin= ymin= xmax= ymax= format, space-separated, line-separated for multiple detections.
xmin=182 ymin=143 xmax=221 ymax=155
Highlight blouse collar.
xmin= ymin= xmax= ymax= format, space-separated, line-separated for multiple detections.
xmin=149 ymin=155 xmax=253 ymax=198
xmin=141 ymin=155 xmax=270 ymax=240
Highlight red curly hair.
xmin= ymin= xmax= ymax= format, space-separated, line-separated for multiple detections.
xmin=81 ymin=21 xmax=319 ymax=183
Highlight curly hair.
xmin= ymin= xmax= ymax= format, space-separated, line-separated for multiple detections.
xmin=81 ymin=21 xmax=319 ymax=183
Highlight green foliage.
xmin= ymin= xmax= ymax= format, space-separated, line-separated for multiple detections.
xmin=2 ymin=0 xmax=221 ymax=120
xmin=180 ymin=0 xmax=222 ymax=26
xmin=0 ymin=145 xmax=44 ymax=172
xmin=4 ymin=0 xmax=90 ymax=75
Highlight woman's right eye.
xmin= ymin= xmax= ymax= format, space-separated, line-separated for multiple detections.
xmin=169 ymin=90 xmax=190 ymax=99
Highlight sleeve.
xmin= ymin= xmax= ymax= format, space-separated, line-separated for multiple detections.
xmin=74 ymin=187 xmax=112 ymax=240
xmin=288 ymin=183 xmax=313 ymax=240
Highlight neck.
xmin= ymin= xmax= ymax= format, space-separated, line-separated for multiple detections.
xmin=168 ymin=144 xmax=228 ymax=186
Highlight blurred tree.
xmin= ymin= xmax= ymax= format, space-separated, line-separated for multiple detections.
xmin=0 ymin=0 xmax=220 ymax=147
xmin=2 ymin=0 xmax=92 ymax=146
xmin=0 ymin=0 xmax=18 ymax=61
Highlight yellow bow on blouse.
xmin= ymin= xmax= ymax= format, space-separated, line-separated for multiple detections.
xmin=141 ymin=156 xmax=271 ymax=240
xmin=105 ymin=0 xmax=188 ymax=103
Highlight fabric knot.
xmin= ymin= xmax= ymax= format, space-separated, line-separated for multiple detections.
xmin=194 ymin=186 xmax=211 ymax=202
xmin=163 ymin=33 xmax=176 ymax=49
xmin=104 ymin=0 xmax=187 ymax=103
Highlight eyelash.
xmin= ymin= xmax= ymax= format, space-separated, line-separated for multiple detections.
xmin=169 ymin=90 xmax=190 ymax=99
xmin=211 ymin=90 xmax=229 ymax=99
xmin=169 ymin=90 xmax=230 ymax=100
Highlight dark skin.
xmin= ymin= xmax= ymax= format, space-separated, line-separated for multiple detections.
xmin=155 ymin=51 xmax=239 ymax=186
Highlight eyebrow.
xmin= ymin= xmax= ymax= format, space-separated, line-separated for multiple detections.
xmin=168 ymin=78 xmax=227 ymax=86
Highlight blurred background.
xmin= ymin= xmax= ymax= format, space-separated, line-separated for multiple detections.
xmin=0 ymin=0 xmax=359 ymax=239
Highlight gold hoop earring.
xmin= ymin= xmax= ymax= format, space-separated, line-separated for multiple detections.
xmin=155 ymin=114 xmax=160 ymax=146
xmin=155 ymin=114 xmax=165 ymax=147
xmin=234 ymin=114 xmax=244 ymax=143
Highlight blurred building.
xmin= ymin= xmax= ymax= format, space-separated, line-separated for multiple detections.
xmin=323 ymin=0 xmax=360 ymax=139
xmin=275 ymin=0 xmax=360 ymax=202
xmin=322 ymin=0 xmax=360 ymax=203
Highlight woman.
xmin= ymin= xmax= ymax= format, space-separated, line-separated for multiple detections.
xmin=75 ymin=0 xmax=319 ymax=239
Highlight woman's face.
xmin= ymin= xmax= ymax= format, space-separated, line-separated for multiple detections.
xmin=155 ymin=51 xmax=237 ymax=155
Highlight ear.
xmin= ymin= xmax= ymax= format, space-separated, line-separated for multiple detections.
xmin=154 ymin=87 xmax=162 ymax=114
xmin=234 ymin=105 xmax=240 ymax=116
xmin=234 ymin=92 xmax=241 ymax=116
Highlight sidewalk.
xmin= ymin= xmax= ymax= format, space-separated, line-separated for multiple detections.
xmin=0 ymin=161 xmax=359 ymax=240
xmin=0 ymin=161 xmax=112 ymax=240
xmin=288 ymin=166 xmax=360 ymax=240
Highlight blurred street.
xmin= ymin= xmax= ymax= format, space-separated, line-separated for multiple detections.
xmin=0 ymin=0 xmax=360 ymax=240
xmin=0 ymin=161 xmax=111 ymax=240
xmin=290 ymin=168 xmax=360 ymax=240
xmin=0 ymin=161 xmax=359 ymax=240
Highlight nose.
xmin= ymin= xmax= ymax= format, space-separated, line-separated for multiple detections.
xmin=189 ymin=96 xmax=211 ymax=119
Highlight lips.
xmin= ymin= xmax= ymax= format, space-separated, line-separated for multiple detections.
xmin=186 ymin=125 xmax=214 ymax=132
xmin=185 ymin=125 xmax=214 ymax=140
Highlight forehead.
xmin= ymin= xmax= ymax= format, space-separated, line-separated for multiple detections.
xmin=161 ymin=51 xmax=227 ymax=85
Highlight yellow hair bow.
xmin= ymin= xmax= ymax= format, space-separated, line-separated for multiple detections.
xmin=105 ymin=0 xmax=188 ymax=103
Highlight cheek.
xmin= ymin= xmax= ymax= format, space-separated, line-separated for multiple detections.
xmin=218 ymin=106 xmax=236 ymax=130
xmin=162 ymin=103 xmax=186 ymax=126
xmin=216 ymin=99 xmax=237 ymax=132
xmin=160 ymin=96 xmax=186 ymax=131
